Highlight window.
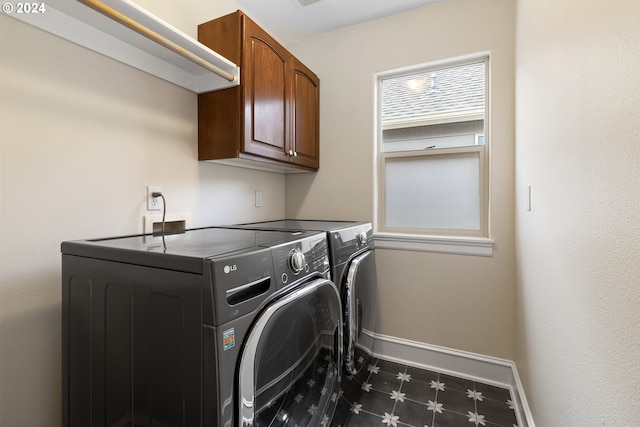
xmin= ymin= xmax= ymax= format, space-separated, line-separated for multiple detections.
xmin=376 ymin=56 xmax=489 ymax=240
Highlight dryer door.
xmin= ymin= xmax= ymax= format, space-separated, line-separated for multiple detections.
xmin=238 ymin=278 xmax=343 ymax=427
xmin=343 ymin=250 xmax=379 ymax=376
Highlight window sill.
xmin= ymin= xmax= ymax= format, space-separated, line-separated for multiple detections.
xmin=373 ymin=232 xmax=494 ymax=257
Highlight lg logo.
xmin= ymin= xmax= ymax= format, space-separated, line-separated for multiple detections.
xmin=223 ymin=264 xmax=238 ymax=274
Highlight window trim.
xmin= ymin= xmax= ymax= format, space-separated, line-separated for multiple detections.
xmin=374 ymin=53 xmax=491 ymax=255
xmin=374 ymin=232 xmax=494 ymax=257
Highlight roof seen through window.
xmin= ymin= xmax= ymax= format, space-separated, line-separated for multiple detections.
xmin=381 ymin=62 xmax=485 ymax=127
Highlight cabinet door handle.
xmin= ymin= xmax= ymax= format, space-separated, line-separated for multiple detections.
xmin=293 ymin=151 xmax=297 ymax=157
xmin=288 ymin=150 xmax=294 ymax=156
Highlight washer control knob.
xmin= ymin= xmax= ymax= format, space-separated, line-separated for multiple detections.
xmin=357 ymin=232 xmax=368 ymax=246
xmin=289 ymin=250 xmax=306 ymax=274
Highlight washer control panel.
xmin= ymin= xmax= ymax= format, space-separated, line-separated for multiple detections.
xmin=289 ymin=249 xmax=307 ymax=274
xmin=271 ymin=233 xmax=329 ymax=289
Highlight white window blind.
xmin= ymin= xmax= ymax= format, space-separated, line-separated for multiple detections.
xmin=385 ymin=152 xmax=480 ymax=230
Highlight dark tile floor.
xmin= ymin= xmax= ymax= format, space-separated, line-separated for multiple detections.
xmin=331 ymin=354 xmax=520 ymax=427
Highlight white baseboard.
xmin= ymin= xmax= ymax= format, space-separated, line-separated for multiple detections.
xmin=365 ymin=330 xmax=535 ymax=427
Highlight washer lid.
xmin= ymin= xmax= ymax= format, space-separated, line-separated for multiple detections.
xmin=61 ymin=227 xmax=320 ymax=273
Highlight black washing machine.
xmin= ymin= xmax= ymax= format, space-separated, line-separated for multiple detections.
xmin=61 ymin=227 xmax=343 ymax=427
xmin=230 ymin=220 xmax=379 ymax=377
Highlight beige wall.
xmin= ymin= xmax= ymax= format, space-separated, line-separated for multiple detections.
xmin=515 ymin=0 xmax=640 ymax=424
xmin=15 ymin=0 xmax=640 ymax=425
xmin=286 ymin=0 xmax=516 ymax=359
xmin=0 ymin=1 xmax=285 ymax=424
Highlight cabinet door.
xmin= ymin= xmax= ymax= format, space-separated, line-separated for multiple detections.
xmin=242 ymin=17 xmax=290 ymax=163
xmin=291 ymin=58 xmax=320 ymax=169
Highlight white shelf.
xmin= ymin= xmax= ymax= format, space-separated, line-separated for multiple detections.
xmin=8 ymin=0 xmax=240 ymax=93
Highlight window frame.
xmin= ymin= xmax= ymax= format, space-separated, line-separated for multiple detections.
xmin=374 ymin=53 xmax=493 ymax=254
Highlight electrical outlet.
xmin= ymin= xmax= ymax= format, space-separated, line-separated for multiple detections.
xmin=147 ymin=186 xmax=162 ymax=211
xmin=255 ymin=191 xmax=263 ymax=207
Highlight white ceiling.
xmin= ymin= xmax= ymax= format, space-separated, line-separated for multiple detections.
xmin=236 ymin=0 xmax=442 ymax=44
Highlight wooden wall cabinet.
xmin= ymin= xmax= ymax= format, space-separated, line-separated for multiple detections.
xmin=198 ymin=10 xmax=320 ymax=172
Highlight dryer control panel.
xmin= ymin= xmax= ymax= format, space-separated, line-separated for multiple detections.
xmin=271 ymin=233 xmax=330 ymax=289
xmin=329 ymin=223 xmax=374 ymax=267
